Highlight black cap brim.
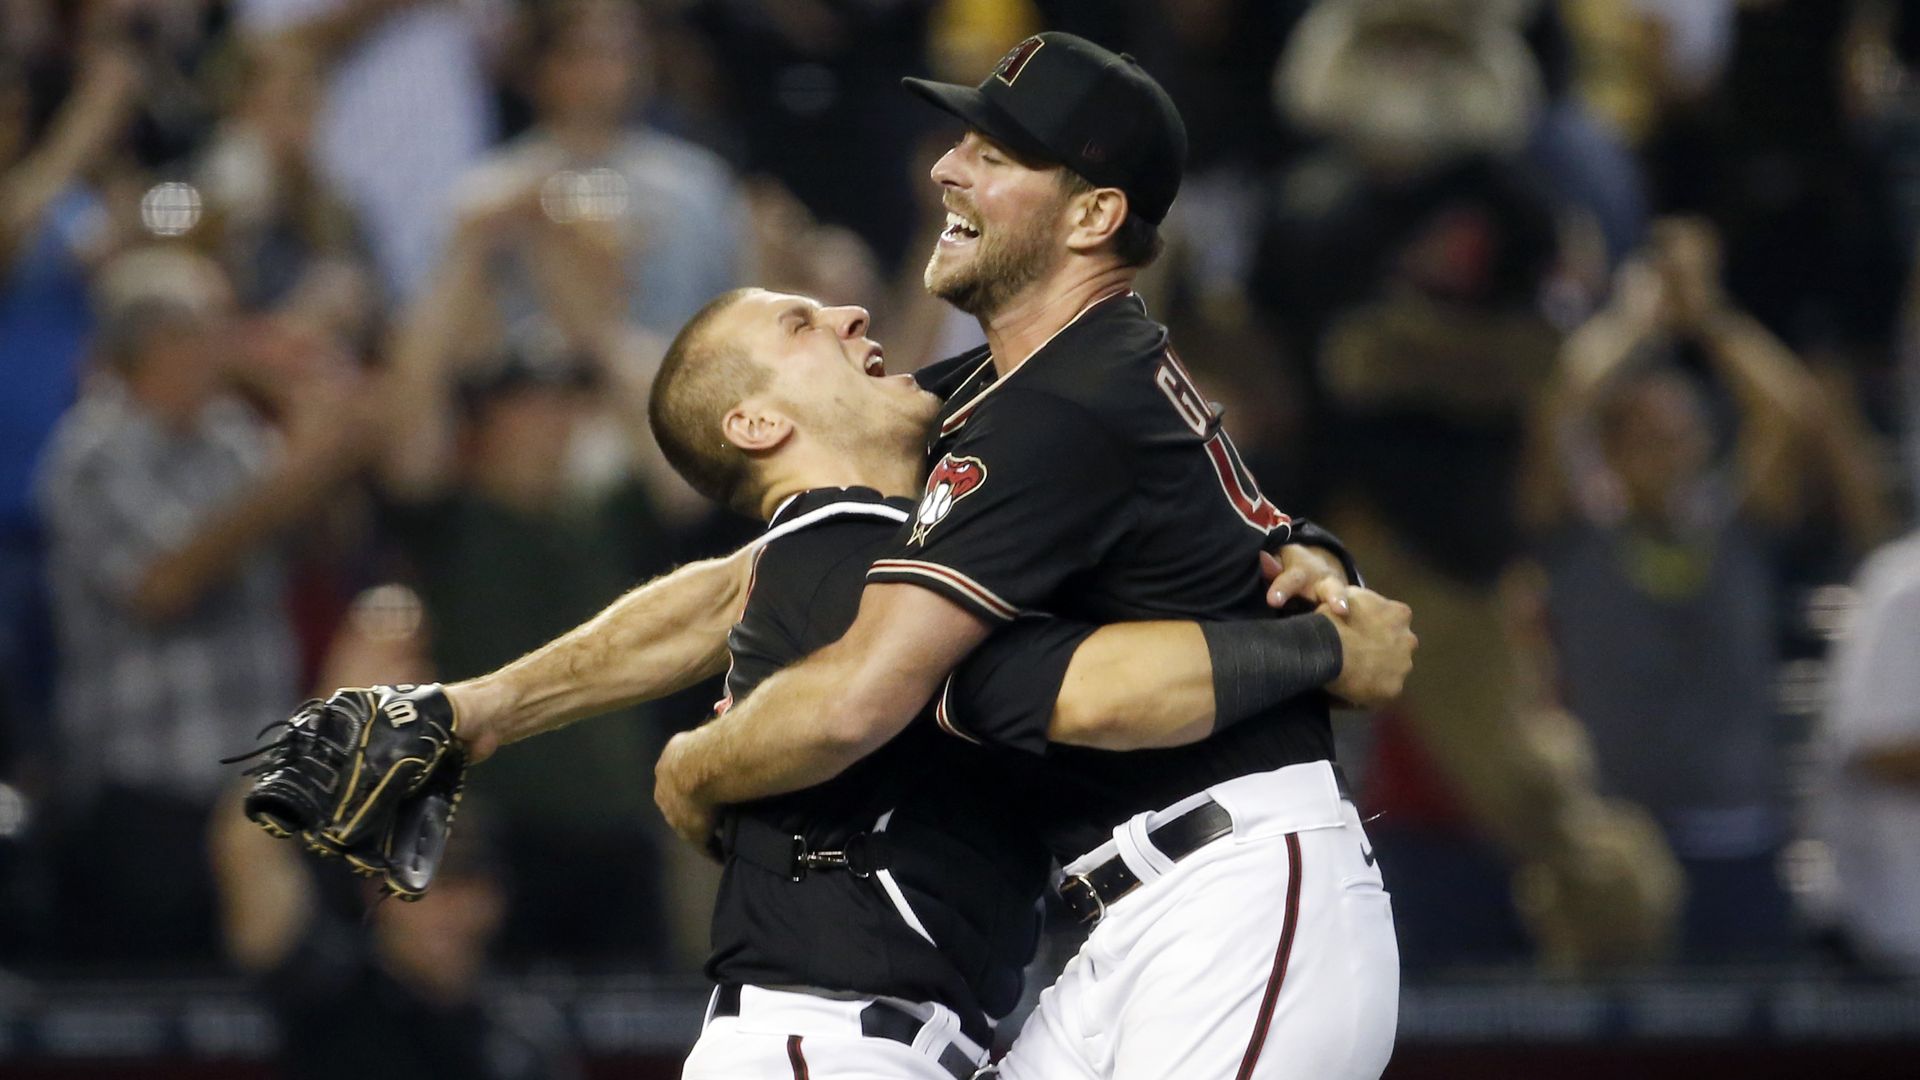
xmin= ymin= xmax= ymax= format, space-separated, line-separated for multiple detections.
xmin=902 ymin=77 xmax=1062 ymax=168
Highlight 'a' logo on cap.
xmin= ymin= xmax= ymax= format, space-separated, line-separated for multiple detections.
xmin=994 ymin=37 xmax=1045 ymax=86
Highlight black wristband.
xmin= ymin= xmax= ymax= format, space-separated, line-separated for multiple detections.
xmin=1201 ymin=615 xmax=1343 ymax=732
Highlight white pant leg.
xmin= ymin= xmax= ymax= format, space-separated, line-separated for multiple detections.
xmin=1102 ymin=806 xmax=1397 ymax=1080
xmin=683 ymin=1018 xmax=798 ymax=1080
xmin=997 ymin=764 xmax=1400 ymax=1080
xmin=685 ymin=1018 xmax=961 ymax=1080
xmin=989 ymin=947 xmax=1106 ymax=1080
xmin=683 ymin=986 xmax=984 ymax=1080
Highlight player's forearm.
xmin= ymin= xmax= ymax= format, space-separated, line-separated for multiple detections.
xmin=1049 ymin=622 xmax=1214 ymax=750
xmin=1049 ymin=614 xmax=1346 ymax=751
xmin=668 ymin=639 xmax=913 ymax=804
xmin=449 ymin=548 xmax=749 ymax=754
xmin=665 ymin=583 xmax=991 ymax=803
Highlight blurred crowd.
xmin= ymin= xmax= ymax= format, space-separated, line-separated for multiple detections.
xmin=4 ymin=0 xmax=1920 ymax=1023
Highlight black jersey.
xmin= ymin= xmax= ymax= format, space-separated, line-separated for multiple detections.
xmin=879 ymin=290 xmax=1335 ymax=860
xmin=705 ymin=487 xmax=1051 ymax=1041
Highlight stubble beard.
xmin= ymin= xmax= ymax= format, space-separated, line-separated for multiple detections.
xmin=799 ymin=382 xmax=936 ymax=471
xmin=924 ymin=212 xmax=1060 ymax=320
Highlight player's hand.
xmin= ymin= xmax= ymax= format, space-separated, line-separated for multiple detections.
xmin=1262 ymin=544 xmax=1350 ymax=614
xmin=1320 ymin=589 xmax=1416 ymax=708
xmin=655 ymin=732 xmax=719 ymax=849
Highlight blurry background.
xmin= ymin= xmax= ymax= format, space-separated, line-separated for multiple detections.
xmin=4 ymin=0 xmax=1920 ymax=1076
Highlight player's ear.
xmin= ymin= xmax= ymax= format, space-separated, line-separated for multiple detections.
xmin=721 ymin=399 xmax=794 ymax=454
xmin=1064 ymin=187 xmax=1127 ymax=256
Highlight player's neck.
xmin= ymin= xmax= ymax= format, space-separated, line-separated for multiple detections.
xmin=756 ymin=445 xmax=923 ymax=520
xmin=982 ymin=262 xmax=1135 ymax=377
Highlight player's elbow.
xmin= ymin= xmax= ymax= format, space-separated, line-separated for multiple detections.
xmin=1049 ymin=700 xmax=1117 ymax=749
xmin=815 ymin=707 xmax=899 ymax=761
xmin=1049 ymin=690 xmax=1156 ymax=751
xmin=816 ymin=684 xmax=913 ymax=760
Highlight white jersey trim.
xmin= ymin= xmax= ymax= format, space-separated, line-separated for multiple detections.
xmin=750 ymin=500 xmax=911 ymax=552
xmin=934 ymin=676 xmax=983 ymax=745
xmin=867 ymin=559 xmax=1020 ymax=621
xmin=872 ymin=809 xmax=938 ymax=946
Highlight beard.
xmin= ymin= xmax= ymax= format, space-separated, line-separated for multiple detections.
xmin=923 ymin=204 xmax=1062 ymax=319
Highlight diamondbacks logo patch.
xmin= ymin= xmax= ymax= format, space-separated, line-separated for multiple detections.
xmin=994 ymin=37 xmax=1045 ymax=86
xmin=910 ymin=454 xmax=987 ymax=545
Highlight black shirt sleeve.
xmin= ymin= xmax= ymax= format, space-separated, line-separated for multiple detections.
xmin=869 ymin=389 xmax=1134 ymax=622
xmin=938 ymin=615 xmax=1098 ymax=754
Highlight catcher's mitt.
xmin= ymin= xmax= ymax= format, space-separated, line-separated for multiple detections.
xmin=225 ymin=683 xmax=465 ymax=900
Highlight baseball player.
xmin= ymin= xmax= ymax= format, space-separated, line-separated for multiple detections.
xmin=652 ymin=33 xmax=1406 ymax=1079
xmin=658 ymin=289 xmax=1044 ymax=1078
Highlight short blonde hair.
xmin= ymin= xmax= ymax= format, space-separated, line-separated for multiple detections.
xmin=647 ymin=289 xmax=771 ymax=516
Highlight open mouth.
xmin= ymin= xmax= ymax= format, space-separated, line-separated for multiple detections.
xmin=863 ymin=348 xmax=886 ymax=376
xmin=940 ymin=211 xmax=981 ymax=244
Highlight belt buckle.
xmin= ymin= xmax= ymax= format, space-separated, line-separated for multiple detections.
xmin=789 ymin=833 xmax=875 ymax=880
xmin=1058 ymin=872 xmax=1105 ymax=924
xmin=798 ymin=848 xmax=847 ymax=871
xmin=792 ymin=839 xmax=867 ymax=880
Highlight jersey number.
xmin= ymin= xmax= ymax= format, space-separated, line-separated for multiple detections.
xmin=1154 ymin=352 xmax=1289 ymax=532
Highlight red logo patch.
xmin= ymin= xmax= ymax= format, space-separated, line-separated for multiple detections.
xmin=993 ymin=37 xmax=1045 ymax=86
xmin=910 ymin=454 xmax=988 ymax=545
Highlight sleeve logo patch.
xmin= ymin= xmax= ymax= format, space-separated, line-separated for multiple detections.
xmin=910 ymin=454 xmax=988 ymax=545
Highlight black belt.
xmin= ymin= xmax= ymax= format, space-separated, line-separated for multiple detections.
xmin=728 ymin=816 xmax=895 ymax=882
xmin=1057 ymin=764 xmax=1353 ymax=924
xmin=710 ymin=984 xmax=979 ymax=1079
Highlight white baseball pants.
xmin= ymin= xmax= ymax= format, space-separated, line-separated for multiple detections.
xmin=991 ymin=760 xmax=1400 ymax=1080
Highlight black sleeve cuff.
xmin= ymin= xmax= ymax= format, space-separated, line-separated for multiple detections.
xmin=1268 ymin=519 xmax=1364 ymax=589
xmin=1201 ymin=614 xmax=1343 ymax=732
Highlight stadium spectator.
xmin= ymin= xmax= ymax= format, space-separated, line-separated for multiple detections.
xmin=194 ymin=37 xmax=375 ymax=338
xmin=1253 ymin=0 xmax=1682 ymax=974
xmin=0 ymin=31 xmax=141 ymax=787
xmin=1524 ymin=218 xmax=1893 ymax=961
xmin=236 ymin=0 xmax=501 ymax=297
xmin=35 ymin=246 xmax=378 ymax=965
xmin=1519 ymin=0 xmax=1649 ymax=276
xmin=456 ymin=0 xmax=746 ymax=341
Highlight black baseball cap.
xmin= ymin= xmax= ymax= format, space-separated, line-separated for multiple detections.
xmin=903 ymin=32 xmax=1188 ymax=225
